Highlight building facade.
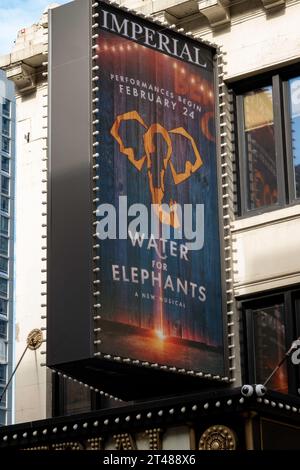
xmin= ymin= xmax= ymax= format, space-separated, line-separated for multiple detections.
xmin=0 ymin=69 xmax=15 ymax=426
xmin=0 ymin=0 xmax=300 ymax=449
xmin=0 ymin=10 xmax=49 ymax=424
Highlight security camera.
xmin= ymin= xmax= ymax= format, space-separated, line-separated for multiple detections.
xmin=241 ymin=385 xmax=254 ymax=397
xmin=255 ymin=384 xmax=267 ymax=397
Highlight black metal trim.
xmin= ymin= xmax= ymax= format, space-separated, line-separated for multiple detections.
xmin=1 ymin=387 xmax=300 ymax=449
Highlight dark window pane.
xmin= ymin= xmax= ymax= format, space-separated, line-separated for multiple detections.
xmin=1 ymin=176 xmax=9 ymax=196
xmin=289 ymin=76 xmax=300 ymax=199
xmin=0 ymin=279 xmax=7 ymax=297
xmin=0 ymin=320 xmax=6 ymax=340
xmin=0 ymin=299 xmax=7 ymax=316
xmin=0 ymin=387 xmax=6 ymax=407
xmin=0 ymin=410 xmax=6 ymax=426
xmin=0 ymin=237 xmax=8 ymax=256
xmin=243 ymin=87 xmax=278 ymax=210
xmin=1 ymin=197 xmax=9 ymax=214
xmin=1 ymin=137 xmax=10 ymax=154
xmin=2 ymin=117 xmax=10 ymax=137
xmin=252 ymin=303 xmax=288 ymax=394
xmin=63 ymin=379 xmax=91 ymax=415
xmin=0 ymin=364 xmax=6 ymax=384
xmin=2 ymin=99 xmax=10 ymax=117
xmin=0 ymin=217 xmax=8 ymax=236
xmin=1 ymin=156 xmax=9 ymax=174
xmin=0 ymin=258 xmax=8 ymax=274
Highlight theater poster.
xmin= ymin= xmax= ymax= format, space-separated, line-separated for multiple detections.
xmin=95 ymin=4 xmax=225 ymax=375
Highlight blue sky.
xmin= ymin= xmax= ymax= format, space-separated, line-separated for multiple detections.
xmin=0 ymin=0 xmax=69 ymax=55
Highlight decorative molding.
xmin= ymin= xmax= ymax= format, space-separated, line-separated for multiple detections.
xmin=198 ymin=0 xmax=230 ymax=28
xmin=27 ymin=329 xmax=44 ymax=351
xmin=199 ymin=425 xmax=236 ymax=450
xmin=5 ymin=62 xmax=37 ymax=94
xmin=152 ymin=10 xmax=178 ymax=25
xmin=233 ymin=272 xmax=300 ymax=297
xmin=261 ymin=0 xmax=286 ymax=10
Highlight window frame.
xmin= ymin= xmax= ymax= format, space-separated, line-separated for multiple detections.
xmin=2 ymin=117 xmax=10 ymax=138
xmin=0 ymin=257 xmax=8 ymax=275
xmin=1 ymin=175 xmax=10 ymax=196
xmin=0 ymin=278 xmax=8 ymax=298
xmin=2 ymin=99 xmax=11 ymax=118
xmin=242 ymin=288 xmax=300 ymax=397
xmin=1 ymin=155 xmax=10 ymax=175
xmin=0 ymin=216 xmax=9 ymax=236
xmin=234 ymin=65 xmax=300 ymax=217
xmin=0 ymin=298 xmax=8 ymax=317
xmin=0 ymin=196 xmax=9 ymax=214
xmin=52 ymin=374 xmax=102 ymax=417
xmin=1 ymin=137 xmax=10 ymax=155
xmin=0 ymin=237 xmax=8 ymax=257
xmin=0 ymin=363 xmax=6 ymax=384
xmin=0 ymin=319 xmax=7 ymax=340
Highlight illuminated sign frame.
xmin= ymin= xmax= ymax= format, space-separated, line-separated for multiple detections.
xmin=47 ymin=0 xmax=231 ymax=399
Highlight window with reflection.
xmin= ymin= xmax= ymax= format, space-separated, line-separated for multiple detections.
xmin=1 ymin=137 xmax=10 ymax=155
xmin=252 ymin=304 xmax=288 ymax=394
xmin=236 ymin=69 xmax=300 ymax=215
xmin=243 ymin=87 xmax=278 ymax=210
xmin=2 ymin=99 xmax=10 ymax=117
xmin=0 ymin=258 xmax=8 ymax=275
xmin=63 ymin=379 xmax=92 ymax=416
xmin=288 ymin=76 xmax=300 ymax=200
xmin=2 ymin=117 xmax=10 ymax=137
xmin=243 ymin=289 xmax=300 ymax=396
xmin=1 ymin=156 xmax=9 ymax=174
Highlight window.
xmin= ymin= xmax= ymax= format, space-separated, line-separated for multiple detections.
xmin=243 ymin=289 xmax=300 ymax=396
xmin=0 ymin=410 xmax=6 ymax=426
xmin=0 ymin=364 xmax=6 ymax=384
xmin=1 ymin=197 xmax=9 ymax=214
xmin=289 ymin=77 xmax=300 ymax=199
xmin=0 ymin=320 xmax=7 ymax=340
xmin=0 ymin=237 xmax=8 ymax=256
xmin=2 ymin=99 xmax=10 ymax=117
xmin=235 ymin=69 xmax=300 ymax=215
xmin=1 ymin=137 xmax=10 ymax=154
xmin=0 ymin=258 xmax=8 ymax=275
xmin=0 ymin=387 xmax=6 ymax=407
xmin=0 ymin=299 xmax=7 ymax=316
xmin=0 ymin=340 xmax=6 ymax=363
xmin=0 ymin=217 xmax=8 ymax=236
xmin=0 ymin=279 xmax=7 ymax=297
xmin=1 ymin=176 xmax=9 ymax=195
xmin=1 ymin=156 xmax=9 ymax=174
xmin=52 ymin=376 xmax=121 ymax=417
xmin=2 ymin=117 xmax=10 ymax=137
xmin=53 ymin=376 xmax=94 ymax=416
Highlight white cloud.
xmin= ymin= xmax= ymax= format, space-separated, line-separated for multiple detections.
xmin=0 ymin=0 xmax=69 ymax=56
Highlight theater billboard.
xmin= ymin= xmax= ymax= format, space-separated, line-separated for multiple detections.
xmin=47 ymin=0 xmax=228 ymax=398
